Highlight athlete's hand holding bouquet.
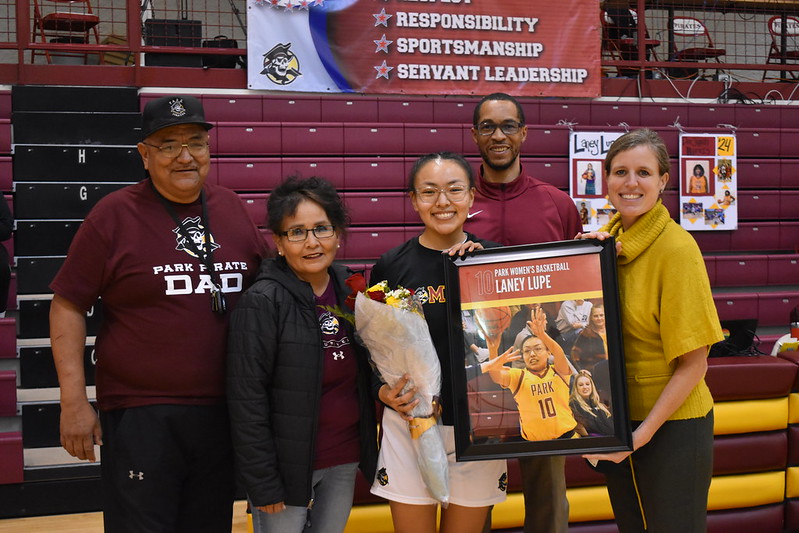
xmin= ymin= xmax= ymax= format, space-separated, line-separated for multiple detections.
xmin=354 ymin=280 xmax=449 ymax=505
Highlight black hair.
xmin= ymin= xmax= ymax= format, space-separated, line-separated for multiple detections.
xmin=267 ymin=176 xmax=350 ymax=235
xmin=407 ymin=152 xmax=475 ymax=192
xmin=473 ymin=92 xmax=525 ymax=126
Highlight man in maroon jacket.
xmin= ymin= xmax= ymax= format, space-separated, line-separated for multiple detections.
xmin=465 ymin=92 xmax=581 ymax=533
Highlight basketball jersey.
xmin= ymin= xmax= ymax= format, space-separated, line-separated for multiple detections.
xmin=506 ymin=366 xmax=576 ymax=441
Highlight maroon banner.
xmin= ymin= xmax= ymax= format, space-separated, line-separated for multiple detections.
xmin=248 ymin=0 xmax=602 ymax=96
xmin=328 ymin=0 xmax=601 ymax=96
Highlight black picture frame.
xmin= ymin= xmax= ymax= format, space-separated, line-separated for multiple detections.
xmin=444 ymin=238 xmax=631 ymax=460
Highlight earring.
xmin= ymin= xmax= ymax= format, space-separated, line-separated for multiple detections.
xmin=337 ymin=244 xmax=340 ymax=249
xmin=278 ymin=251 xmax=283 ymax=256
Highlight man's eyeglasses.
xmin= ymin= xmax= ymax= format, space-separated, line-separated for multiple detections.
xmin=414 ymin=185 xmax=470 ymax=204
xmin=475 ymin=121 xmax=524 ymax=136
xmin=279 ymin=224 xmax=336 ymax=242
xmin=142 ymin=141 xmax=209 ymax=158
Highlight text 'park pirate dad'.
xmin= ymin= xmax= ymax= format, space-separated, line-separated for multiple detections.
xmin=49 ymin=95 xmax=267 ymax=532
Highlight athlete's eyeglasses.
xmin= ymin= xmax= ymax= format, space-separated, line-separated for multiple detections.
xmin=475 ymin=121 xmax=524 ymax=136
xmin=414 ymin=185 xmax=470 ymax=204
xmin=279 ymin=224 xmax=336 ymax=242
xmin=142 ymin=141 xmax=209 ymax=158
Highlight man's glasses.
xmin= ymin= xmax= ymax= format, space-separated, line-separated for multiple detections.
xmin=475 ymin=121 xmax=524 ymax=136
xmin=280 ymin=224 xmax=336 ymax=242
xmin=414 ymin=185 xmax=470 ymax=204
xmin=142 ymin=141 xmax=209 ymax=158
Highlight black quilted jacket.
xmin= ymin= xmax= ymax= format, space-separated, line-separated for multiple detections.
xmin=227 ymin=257 xmax=378 ymax=507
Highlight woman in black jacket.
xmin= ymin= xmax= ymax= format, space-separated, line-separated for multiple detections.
xmin=570 ymin=370 xmax=614 ymax=437
xmin=227 ymin=177 xmax=377 ymax=533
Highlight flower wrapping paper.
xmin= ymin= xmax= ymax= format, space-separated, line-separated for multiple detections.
xmin=354 ymin=292 xmax=449 ymax=505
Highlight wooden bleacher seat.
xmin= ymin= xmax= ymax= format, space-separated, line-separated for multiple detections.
xmin=0 ymin=318 xmax=15 ymax=359
xmin=714 ymin=292 xmax=759 ymax=322
xmin=714 ymin=255 xmax=769 ymax=287
xmin=735 ymin=103 xmax=784 ymax=129
xmin=376 ymin=96 xmax=434 ymax=123
xmin=343 ymin=157 xmax=406 ymax=190
xmin=430 ymin=96 xmax=479 ymax=124
xmin=0 ymin=370 xmax=16 ymax=416
xmin=282 ymin=123 xmax=346 ymax=155
xmin=736 ymin=159 xmax=783 ymax=188
xmin=540 ymin=100 xmax=592 ymax=125
xmin=343 ymin=123 xmax=404 ymax=155
xmin=520 ymin=125 xmax=571 ymax=157
xmin=238 ymin=193 xmax=267 ymax=228
xmin=758 ymin=292 xmax=799 ymax=327
xmin=767 ymin=254 xmax=799 ymax=285
xmin=404 ymin=124 xmax=464 ymax=155
xmin=19 ymin=344 xmax=96 ymax=389
xmin=590 ymin=100 xmax=642 ymax=127
xmin=209 ymin=158 xmax=281 ymax=190
xmin=686 ymin=104 xmax=734 ymax=127
xmin=202 ymin=94 xmax=263 ymax=122
xmin=262 ymin=94 xmax=322 ymax=122
xmin=341 ymin=192 xmax=408 ymax=225
xmin=282 ymin=157 xmax=346 ymax=188
xmin=0 ymin=119 xmax=9 ymax=153
xmin=0 ymin=431 xmax=23 ymax=484
xmin=320 ymin=96 xmax=379 ymax=123
xmin=340 ymin=227 xmax=418 ymax=261
xmin=213 ymin=122 xmax=282 ymax=156
xmin=736 ymin=128 xmax=783 ymax=158
xmin=520 ymin=157 xmax=569 ymax=189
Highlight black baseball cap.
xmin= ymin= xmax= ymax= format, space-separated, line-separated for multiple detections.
xmin=141 ymin=95 xmax=213 ymax=140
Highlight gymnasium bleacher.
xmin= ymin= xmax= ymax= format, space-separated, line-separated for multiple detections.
xmin=0 ymin=85 xmax=797 ymax=531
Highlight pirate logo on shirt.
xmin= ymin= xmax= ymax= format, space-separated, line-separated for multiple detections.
xmin=173 ymin=216 xmax=220 ymax=259
xmin=414 ymin=286 xmax=429 ymax=306
xmin=377 ymin=467 xmax=389 ymax=486
xmin=319 ymin=312 xmax=340 ymax=336
xmin=498 ymin=472 xmax=508 ymax=492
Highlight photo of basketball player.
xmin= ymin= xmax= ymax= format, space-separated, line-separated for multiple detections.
xmin=682 ymin=202 xmax=703 ymax=220
xmin=717 ymin=160 xmax=733 ymax=181
xmin=485 ymin=307 xmax=578 ymax=441
xmin=574 ymin=160 xmax=603 ymax=198
xmin=684 ymin=159 xmax=713 ymax=197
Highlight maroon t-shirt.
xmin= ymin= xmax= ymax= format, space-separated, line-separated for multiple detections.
xmin=312 ymin=282 xmax=360 ymax=470
xmin=50 ymin=180 xmax=267 ymax=411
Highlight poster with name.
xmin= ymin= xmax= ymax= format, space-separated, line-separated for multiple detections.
xmin=569 ymin=131 xmax=623 ymax=232
xmin=445 ymin=240 xmax=630 ymax=459
xmin=679 ymin=133 xmax=738 ymax=231
xmin=247 ymin=0 xmax=601 ymax=97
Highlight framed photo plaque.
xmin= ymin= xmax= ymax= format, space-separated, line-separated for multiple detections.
xmin=445 ymin=238 xmax=631 ymax=460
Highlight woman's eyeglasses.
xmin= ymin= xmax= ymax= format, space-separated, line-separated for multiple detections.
xmin=280 ymin=224 xmax=335 ymax=242
xmin=475 ymin=121 xmax=523 ymax=136
xmin=142 ymin=141 xmax=210 ymax=158
xmin=414 ymin=185 xmax=470 ymax=203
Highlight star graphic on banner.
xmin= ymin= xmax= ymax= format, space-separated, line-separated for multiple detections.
xmin=297 ymin=0 xmax=310 ymax=8
xmin=373 ymin=34 xmax=393 ymax=53
xmin=267 ymin=0 xmax=281 ymax=7
xmin=373 ymin=8 xmax=392 ymax=27
xmin=284 ymin=0 xmax=295 ymax=10
xmin=374 ymin=60 xmax=393 ymax=79
xmin=313 ymin=0 xmax=325 ymax=5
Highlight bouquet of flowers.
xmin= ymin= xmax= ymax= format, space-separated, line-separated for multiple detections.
xmin=354 ymin=280 xmax=449 ymax=505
